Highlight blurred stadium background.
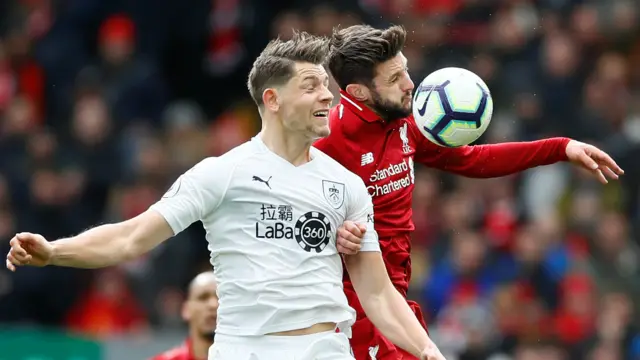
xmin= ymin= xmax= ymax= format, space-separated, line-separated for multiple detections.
xmin=0 ymin=0 xmax=639 ymax=359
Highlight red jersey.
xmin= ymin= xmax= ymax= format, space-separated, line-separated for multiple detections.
xmin=151 ymin=340 xmax=202 ymax=360
xmin=314 ymin=90 xmax=570 ymax=296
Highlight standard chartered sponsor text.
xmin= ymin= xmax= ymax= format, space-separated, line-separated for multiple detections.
xmin=367 ymin=159 xmax=413 ymax=197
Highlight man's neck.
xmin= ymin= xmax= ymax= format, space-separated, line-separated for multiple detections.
xmin=190 ymin=333 xmax=213 ymax=360
xmin=260 ymin=122 xmax=312 ymax=166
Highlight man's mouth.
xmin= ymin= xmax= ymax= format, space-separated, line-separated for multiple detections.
xmin=313 ymin=110 xmax=329 ymax=118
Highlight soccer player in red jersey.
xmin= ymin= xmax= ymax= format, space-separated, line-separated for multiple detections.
xmin=152 ymin=271 xmax=218 ymax=360
xmin=314 ymin=24 xmax=624 ymax=360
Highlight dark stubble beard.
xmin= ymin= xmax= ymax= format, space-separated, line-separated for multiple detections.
xmin=369 ymin=88 xmax=412 ymax=122
xmin=201 ymin=330 xmax=215 ymax=342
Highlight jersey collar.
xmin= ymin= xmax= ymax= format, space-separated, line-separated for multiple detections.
xmin=186 ymin=339 xmax=196 ymax=359
xmin=339 ymin=90 xmax=382 ymax=123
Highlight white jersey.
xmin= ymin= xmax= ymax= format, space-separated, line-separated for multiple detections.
xmin=150 ymin=136 xmax=379 ymax=336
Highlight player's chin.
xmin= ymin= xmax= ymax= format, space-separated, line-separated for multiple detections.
xmin=311 ymin=124 xmax=330 ymax=139
xmin=200 ymin=320 xmax=217 ymax=333
xmin=201 ymin=325 xmax=216 ymax=334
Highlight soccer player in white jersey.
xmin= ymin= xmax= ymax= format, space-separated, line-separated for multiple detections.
xmin=6 ymin=32 xmax=444 ymax=360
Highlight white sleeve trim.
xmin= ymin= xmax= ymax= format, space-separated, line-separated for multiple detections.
xmin=346 ymin=174 xmax=380 ymax=253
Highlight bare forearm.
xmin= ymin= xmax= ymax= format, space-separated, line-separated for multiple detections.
xmin=50 ymin=222 xmax=135 ymax=268
xmin=361 ymin=284 xmax=433 ymax=357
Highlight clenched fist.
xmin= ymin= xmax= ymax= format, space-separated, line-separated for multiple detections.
xmin=420 ymin=345 xmax=446 ymax=360
xmin=6 ymin=232 xmax=53 ymax=271
xmin=336 ymin=220 xmax=367 ymax=255
xmin=416 ymin=340 xmax=447 ymax=360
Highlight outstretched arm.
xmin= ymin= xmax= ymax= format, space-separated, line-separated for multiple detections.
xmin=342 ymin=176 xmax=443 ymax=359
xmin=48 ymin=210 xmax=174 ymax=268
xmin=415 ymin=135 xmax=571 ymax=178
xmin=7 ymin=157 xmax=224 ymax=271
xmin=344 ymin=252 xmax=442 ymax=359
xmin=411 ymin=118 xmax=623 ymax=182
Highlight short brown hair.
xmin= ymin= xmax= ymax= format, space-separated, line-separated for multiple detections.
xmin=247 ymin=31 xmax=330 ymax=107
xmin=328 ymin=25 xmax=407 ymax=89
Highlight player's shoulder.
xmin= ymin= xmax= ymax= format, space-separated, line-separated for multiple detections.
xmin=312 ymin=147 xmax=349 ymax=172
xmin=194 ymin=139 xmax=262 ymax=171
xmin=217 ymin=139 xmax=263 ymax=162
xmin=311 ymin=149 xmax=367 ymax=188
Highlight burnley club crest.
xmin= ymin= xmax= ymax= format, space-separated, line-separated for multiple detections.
xmin=322 ymin=180 xmax=345 ymax=209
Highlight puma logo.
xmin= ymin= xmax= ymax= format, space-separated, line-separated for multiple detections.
xmin=252 ymin=175 xmax=272 ymax=189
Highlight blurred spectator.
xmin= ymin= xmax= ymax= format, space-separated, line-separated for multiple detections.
xmin=66 ymin=267 xmax=148 ymax=337
xmin=77 ymin=14 xmax=168 ymax=128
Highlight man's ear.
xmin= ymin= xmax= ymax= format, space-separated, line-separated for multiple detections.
xmin=181 ymin=301 xmax=190 ymax=322
xmin=262 ymin=88 xmax=280 ymax=112
xmin=345 ymin=84 xmax=371 ymax=103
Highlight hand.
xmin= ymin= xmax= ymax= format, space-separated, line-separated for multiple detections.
xmin=336 ymin=221 xmax=366 ymax=255
xmin=565 ymin=140 xmax=624 ymax=184
xmin=6 ymin=232 xmax=53 ymax=271
xmin=420 ymin=344 xmax=446 ymax=360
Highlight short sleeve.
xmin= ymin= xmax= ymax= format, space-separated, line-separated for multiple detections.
xmin=346 ymin=176 xmax=380 ymax=252
xmin=150 ymin=157 xmax=227 ymax=235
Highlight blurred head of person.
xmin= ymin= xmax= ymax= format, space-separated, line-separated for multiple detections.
xmin=451 ymin=230 xmax=487 ymax=276
xmin=99 ymin=14 xmax=135 ymax=67
xmin=309 ymin=5 xmax=339 ymax=36
xmin=514 ymin=343 xmax=566 ymax=360
xmin=271 ymin=11 xmax=306 ymax=40
xmin=542 ymin=32 xmax=579 ymax=79
xmin=570 ymin=5 xmax=601 ymax=45
xmin=27 ymin=128 xmax=58 ymax=163
xmin=513 ymin=224 xmax=546 ymax=266
xmin=539 ymin=344 xmax=567 ymax=360
xmin=3 ymin=96 xmax=36 ymax=136
xmin=596 ymin=210 xmax=627 ymax=243
xmin=441 ymin=191 xmax=477 ymax=231
xmin=72 ymin=94 xmax=111 ymax=146
xmin=514 ymin=344 xmax=543 ymax=360
xmin=247 ymin=31 xmax=333 ymax=142
xmin=569 ymin=190 xmax=602 ymax=232
xmin=163 ymin=101 xmax=207 ymax=171
xmin=182 ymin=271 xmax=218 ymax=341
xmin=587 ymin=341 xmax=621 ymax=360
xmin=327 ymin=25 xmax=414 ymax=122
xmin=208 ymin=103 xmax=257 ymax=156
xmin=597 ymin=292 xmax=632 ymax=343
xmin=30 ymin=167 xmax=61 ymax=206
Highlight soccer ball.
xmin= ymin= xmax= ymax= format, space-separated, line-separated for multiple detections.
xmin=412 ymin=67 xmax=493 ymax=147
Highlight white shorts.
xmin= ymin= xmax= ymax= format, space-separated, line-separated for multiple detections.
xmin=209 ymin=331 xmax=354 ymax=360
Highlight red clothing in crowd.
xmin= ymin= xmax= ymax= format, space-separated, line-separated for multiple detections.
xmin=151 ymin=340 xmax=204 ymax=360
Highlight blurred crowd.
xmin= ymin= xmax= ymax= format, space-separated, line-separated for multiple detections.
xmin=0 ymin=0 xmax=639 ymax=359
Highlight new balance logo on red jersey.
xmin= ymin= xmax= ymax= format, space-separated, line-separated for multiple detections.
xmin=361 ymin=152 xmax=374 ymax=166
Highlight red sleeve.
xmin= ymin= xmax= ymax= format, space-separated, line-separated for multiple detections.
xmin=414 ymin=135 xmax=571 ymax=178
